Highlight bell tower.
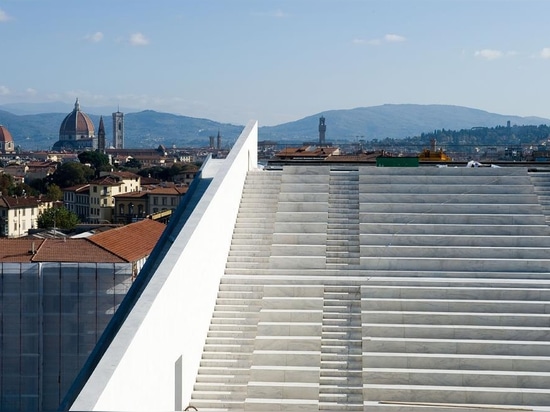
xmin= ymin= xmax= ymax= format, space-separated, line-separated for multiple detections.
xmin=112 ymin=109 xmax=124 ymax=149
xmin=318 ymin=116 xmax=326 ymax=146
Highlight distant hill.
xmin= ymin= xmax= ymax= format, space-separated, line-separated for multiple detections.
xmin=1 ymin=103 xmax=549 ymax=151
xmin=261 ymin=104 xmax=550 ymax=143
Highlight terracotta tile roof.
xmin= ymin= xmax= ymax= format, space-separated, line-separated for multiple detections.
xmin=107 ymin=171 xmax=141 ymax=180
xmin=32 ymin=239 xmax=124 ymax=263
xmin=0 ymin=238 xmax=124 ymax=263
xmin=139 ymin=177 xmax=162 ymax=186
xmin=89 ymin=175 xmax=124 ymax=186
xmin=88 ymin=219 xmax=166 ymax=262
xmin=0 ymin=239 xmax=45 ymax=262
xmin=0 ymin=195 xmax=44 ymax=209
xmin=147 ymin=186 xmax=188 ymax=195
xmin=63 ymin=183 xmax=90 ymax=192
xmin=275 ymin=146 xmax=339 ymax=159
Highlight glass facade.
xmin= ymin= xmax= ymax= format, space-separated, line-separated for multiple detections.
xmin=0 ymin=262 xmax=133 ymax=411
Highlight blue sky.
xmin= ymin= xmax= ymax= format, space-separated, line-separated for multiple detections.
xmin=1 ymin=0 xmax=550 ymax=126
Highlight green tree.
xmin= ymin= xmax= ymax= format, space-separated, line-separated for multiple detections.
xmin=46 ymin=183 xmax=63 ymax=201
xmin=0 ymin=173 xmax=15 ymax=195
xmin=123 ymin=158 xmax=142 ymax=169
xmin=28 ymin=178 xmax=48 ymax=194
xmin=37 ymin=206 xmax=80 ymax=230
xmin=78 ymin=151 xmax=111 ymax=173
xmin=12 ymin=183 xmax=38 ymax=197
xmin=50 ymin=162 xmax=94 ymax=188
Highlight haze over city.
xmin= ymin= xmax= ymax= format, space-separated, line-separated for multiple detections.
xmin=1 ymin=0 xmax=550 ymax=126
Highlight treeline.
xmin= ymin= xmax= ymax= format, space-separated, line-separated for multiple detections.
xmin=369 ymin=124 xmax=550 ymax=150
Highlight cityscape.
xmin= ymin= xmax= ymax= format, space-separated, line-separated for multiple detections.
xmin=2 ymin=98 xmax=550 ymax=410
xmin=3 ymin=0 xmax=550 ymax=410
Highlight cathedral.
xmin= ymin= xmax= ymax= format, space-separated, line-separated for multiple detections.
xmin=52 ymin=99 xmax=115 ymax=152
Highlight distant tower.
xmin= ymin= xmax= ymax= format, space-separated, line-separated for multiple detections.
xmin=318 ymin=116 xmax=326 ymax=146
xmin=209 ymin=136 xmax=215 ymax=149
xmin=97 ymin=116 xmax=106 ymax=153
xmin=112 ymin=109 xmax=124 ymax=149
xmin=216 ymin=130 xmax=221 ymax=150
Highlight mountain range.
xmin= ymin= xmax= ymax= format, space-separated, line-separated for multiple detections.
xmin=0 ymin=103 xmax=549 ymax=151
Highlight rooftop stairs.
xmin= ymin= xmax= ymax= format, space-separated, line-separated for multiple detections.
xmin=190 ymin=165 xmax=550 ymax=411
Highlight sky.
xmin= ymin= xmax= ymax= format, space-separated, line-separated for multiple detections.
xmin=1 ymin=0 xmax=550 ymax=126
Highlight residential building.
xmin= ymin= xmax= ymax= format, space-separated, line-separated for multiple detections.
xmin=88 ymin=171 xmax=141 ymax=224
xmin=62 ymin=184 xmax=90 ymax=221
xmin=2 ymin=164 xmax=28 ymax=184
xmin=273 ymin=145 xmax=340 ymax=161
xmin=112 ymin=184 xmax=187 ymax=224
xmin=25 ymin=161 xmax=57 ymax=181
xmin=0 ymin=195 xmax=46 ymax=237
xmin=111 ymin=190 xmax=148 ymax=224
xmin=147 ymin=185 xmax=187 ymax=215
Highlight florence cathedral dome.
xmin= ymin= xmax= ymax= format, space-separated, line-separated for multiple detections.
xmin=53 ymin=98 xmax=97 ymax=151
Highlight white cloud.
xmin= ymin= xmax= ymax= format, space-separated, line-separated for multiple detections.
xmin=26 ymin=88 xmax=37 ymax=96
xmin=474 ymin=49 xmax=504 ymax=60
xmin=129 ymin=32 xmax=150 ymax=46
xmin=384 ymin=34 xmax=406 ymax=43
xmin=85 ymin=32 xmax=104 ymax=43
xmin=0 ymin=85 xmax=10 ymax=95
xmin=540 ymin=48 xmax=550 ymax=59
xmin=0 ymin=8 xmax=12 ymax=22
xmin=354 ymin=34 xmax=405 ymax=46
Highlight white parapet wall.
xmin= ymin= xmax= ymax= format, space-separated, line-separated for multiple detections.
xmin=70 ymin=121 xmax=259 ymax=411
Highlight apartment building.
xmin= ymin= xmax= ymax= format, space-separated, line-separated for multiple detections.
xmin=112 ymin=184 xmax=187 ymax=224
xmin=62 ymin=184 xmax=90 ymax=221
xmin=0 ymin=195 xmax=47 ymax=237
xmin=88 ymin=171 xmax=141 ymax=224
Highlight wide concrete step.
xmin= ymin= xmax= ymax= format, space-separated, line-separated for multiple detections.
xmin=360 ymin=245 xmax=550 ymax=259
xmin=358 ymin=257 xmax=550 ymax=272
xmin=222 ymin=267 xmax=550 ymax=280
xmin=360 ymin=183 xmax=536 ymax=195
xmin=364 ymin=338 xmax=550 ymax=356
xmin=362 ymin=298 xmax=550 ymax=313
xmin=363 ymin=352 xmax=550 ymax=372
xmin=363 ymin=383 xmax=550 ymax=406
xmin=363 ymin=323 xmax=550 ymax=340
xmin=360 ymin=212 xmax=549 ymax=226
xmin=362 ymin=311 xmax=550 ymax=327
xmin=361 ymin=286 xmax=550 ymax=300
xmin=361 ymin=234 xmax=550 ymax=247
xmin=360 ymin=203 xmax=543 ymax=214
xmin=359 ymin=167 xmax=528 ymax=178
xmin=360 ymin=193 xmax=540 ymax=204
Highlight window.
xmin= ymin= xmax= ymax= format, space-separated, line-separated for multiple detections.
xmin=119 ymin=204 xmax=125 ymax=215
xmin=153 ymin=197 xmax=158 ymax=205
xmin=93 ymin=186 xmax=97 ymax=193
xmin=162 ymin=197 xmax=167 ymax=206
